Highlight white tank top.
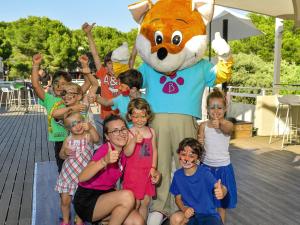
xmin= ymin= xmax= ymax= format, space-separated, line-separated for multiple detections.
xmin=203 ymin=124 xmax=231 ymax=167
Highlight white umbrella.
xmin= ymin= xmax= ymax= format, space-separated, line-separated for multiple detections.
xmin=214 ymin=0 xmax=300 ymax=90
xmin=209 ymin=6 xmax=263 ymax=41
xmin=215 ymin=0 xmax=300 ymax=27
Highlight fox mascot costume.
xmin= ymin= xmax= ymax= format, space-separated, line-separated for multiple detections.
xmin=128 ymin=0 xmax=233 ymax=223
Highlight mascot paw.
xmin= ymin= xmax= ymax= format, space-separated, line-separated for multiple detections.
xmin=211 ymin=32 xmax=230 ymax=57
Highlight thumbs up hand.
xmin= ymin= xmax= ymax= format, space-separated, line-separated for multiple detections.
xmin=214 ymin=179 xmax=227 ymax=200
xmin=134 ymin=131 xmax=143 ymax=144
xmin=103 ymin=143 xmax=119 ymax=164
xmin=212 ymin=32 xmax=230 ymax=57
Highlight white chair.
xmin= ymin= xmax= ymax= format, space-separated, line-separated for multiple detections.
xmin=0 ymin=87 xmax=13 ymax=110
xmin=269 ymin=95 xmax=300 ymax=148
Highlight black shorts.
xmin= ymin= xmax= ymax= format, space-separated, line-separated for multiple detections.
xmin=73 ymin=186 xmax=114 ymax=223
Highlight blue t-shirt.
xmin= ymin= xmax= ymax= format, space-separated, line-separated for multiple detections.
xmin=139 ymin=60 xmax=216 ymax=119
xmin=170 ymin=165 xmax=218 ymax=216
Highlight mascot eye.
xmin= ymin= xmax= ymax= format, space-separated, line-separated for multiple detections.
xmin=171 ymin=31 xmax=182 ymax=45
xmin=155 ymin=31 xmax=163 ymax=45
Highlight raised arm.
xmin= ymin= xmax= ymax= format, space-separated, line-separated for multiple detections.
xmin=129 ymin=44 xmax=137 ymax=69
xmin=31 ymin=54 xmax=45 ymax=100
xmin=82 ymin=122 xmax=100 ymax=144
xmin=82 ymin=22 xmax=102 ymax=71
xmin=219 ymin=119 xmax=233 ymax=135
xmin=95 ymin=95 xmax=114 ymax=107
xmin=52 ymin=103 xmax=87 ymax=120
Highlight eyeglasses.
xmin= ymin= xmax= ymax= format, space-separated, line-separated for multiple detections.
xmin=107 ymin=127 xmax=128 ymax=136
xmin=61 ymin=90 xmax=78 ymax=98
xmin=66 ymin=120 xmax=82 ymax=129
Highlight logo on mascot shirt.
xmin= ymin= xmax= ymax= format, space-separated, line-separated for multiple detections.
xmin=159 ymin=72 xmax=184 ymax=94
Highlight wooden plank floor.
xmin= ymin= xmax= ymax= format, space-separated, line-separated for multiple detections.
xmin=0 ymin=106 xmax=300 ymax=225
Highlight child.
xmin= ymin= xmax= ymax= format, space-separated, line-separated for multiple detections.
xmin=52 ymin=55 xmax=99 ymax=127
xmin=73 ymin=114 xmax=144 ymax=225
xmin=123 ymin=98 xmax=160 ymax=221
xmin=82 ymin=22 xmax=130 ymax=120
xmin=169 ymin=138 xmax=227 ymax=225
xmin=198 ymin=87 xmax=237 ymax=224
xmin=31 ymin=54 xmax=92 ymax=172
xmin=55 ymin=112 xmax=100 ymax=225
xmin=95 ymin=69 xmax=143 ymax=125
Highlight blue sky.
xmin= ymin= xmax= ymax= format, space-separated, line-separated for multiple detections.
xmin=0 ymin=0 xmax=248 ymax=32
xmin=0 ymin=0 xmax=141 ymax=32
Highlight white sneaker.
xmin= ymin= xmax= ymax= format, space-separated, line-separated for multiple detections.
xmin=147 ymin=211 xmax=164 ymax=225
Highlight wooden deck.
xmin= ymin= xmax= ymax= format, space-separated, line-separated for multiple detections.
xmin=0 ymin=106 xmax=300 ymax=225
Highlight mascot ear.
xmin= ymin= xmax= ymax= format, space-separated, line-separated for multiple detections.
xmin=192 ymin=0 xmax=215 ymax=25
xmin=128 ymin=0 xmax=153 ymax=24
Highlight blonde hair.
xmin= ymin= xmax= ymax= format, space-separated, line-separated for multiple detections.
xmin=126 ymin=98 xmax=154 ymax=122
xmin=64 ymin=82 xmax=83 ymax=96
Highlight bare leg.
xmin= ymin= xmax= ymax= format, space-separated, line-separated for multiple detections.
xmin=217 ymin=208 xmax=226 ymax=224
xmin=170 ymin=211 xmax=187 ymax=225
xmin=92 ymin=190 xmax=135 ymax=225
xmin=139 ymin=195 xmax=151 ymax=221
xmin=123 ymin=209 xmax=145 ymax=225
xmin=60 ymin=193 xmax=72 ymax=224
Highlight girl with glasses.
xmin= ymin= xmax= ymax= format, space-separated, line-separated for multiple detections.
xmin=73 ymin=115 xmax=144 ymax=225
xmin=197 ymin=88 xmax=237 ymax=224
xmin=55 ymin=112 xmax=99 ymax=225
xmin=123 ymin=98 xmax=160 ymax=222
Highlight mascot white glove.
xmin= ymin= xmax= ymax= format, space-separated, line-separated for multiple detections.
xmin=211 ymin=32 xmax=231 ymax=60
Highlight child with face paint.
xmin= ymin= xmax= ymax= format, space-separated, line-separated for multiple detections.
xmin=198 ymin=87 xmax=237 ymax=224
xmin=55 ymin=112 xmax=100 ymax=225
xmin=123 ymin=98 xmax=160 ymax=222
xmin=170 ymin=138 xmax=227 ymax=225
xmin=95 ymin=69 xmax=143 ymax=127
xmin=31 ymin=54 xmax=93 ymax=173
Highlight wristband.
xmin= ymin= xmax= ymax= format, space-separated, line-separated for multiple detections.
xmin=32 ymin=65 xmax=40 ymax=69
xmin=151 ymin=166 xmax=156 ymax=170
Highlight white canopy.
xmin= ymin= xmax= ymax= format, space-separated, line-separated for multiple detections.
xmin=215 ymin=0 xmax=300 ymax=27
xmin=210 ymin=6 xmax=263 ymax=41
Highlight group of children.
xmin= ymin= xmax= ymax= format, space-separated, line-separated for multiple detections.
xmin=31 ymin=22 xmax=237 ymax=225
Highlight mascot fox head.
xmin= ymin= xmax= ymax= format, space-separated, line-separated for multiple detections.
xmin=129 ymin=0 xmax=214 ymax=73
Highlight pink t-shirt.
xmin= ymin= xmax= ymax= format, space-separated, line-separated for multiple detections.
xmin=79 ymin=143 xmax=126 ymax=190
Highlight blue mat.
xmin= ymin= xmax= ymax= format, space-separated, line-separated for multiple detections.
xmin=32 ymin=161 xmax=84 ymax=225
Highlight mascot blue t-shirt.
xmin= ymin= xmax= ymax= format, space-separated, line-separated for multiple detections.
xmin=139 ymin=59 xmax=216 ymax=119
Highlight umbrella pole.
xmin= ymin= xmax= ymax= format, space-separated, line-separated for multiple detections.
xmin=222 ymin=19 xmax=229 ymax=93
xmin=208 ymin=21 xmax=212 ymax=61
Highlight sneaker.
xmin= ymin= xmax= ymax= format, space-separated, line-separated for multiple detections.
xmin=148 ymin=211 xmax=168 ymax=225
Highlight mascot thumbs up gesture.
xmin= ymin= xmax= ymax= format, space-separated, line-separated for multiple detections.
xmin=128 ymin=0 xmax=233 ymax=223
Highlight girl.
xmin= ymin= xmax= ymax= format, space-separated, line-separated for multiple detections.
xmin=198 ymin=87 xmax=237 ymax=224
xmin=123 ymin=98 xmax=160 ymax=221
xmin=73 ymin=115 xmax=144 ymax=225
xmin=55 ymin=112 xmax=100 ymax=225
xmin=170 ymin=138 xmax=227 ymax=225
xmin=31 ymin=53 xmax=92 ymax=172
